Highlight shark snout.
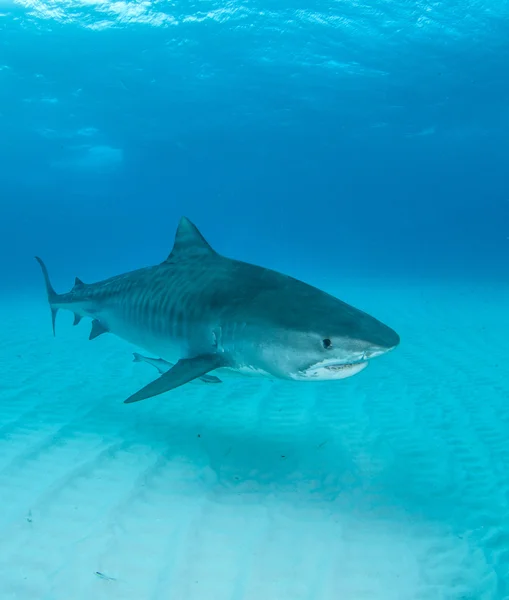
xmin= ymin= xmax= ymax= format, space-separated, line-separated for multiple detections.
xmin=376 ymin=325 xmax=400 ymax=350
xmin=356 ymin=319 xmax=400 ymax=357
xmin=362 ymin=341 xmax=397 ymax=359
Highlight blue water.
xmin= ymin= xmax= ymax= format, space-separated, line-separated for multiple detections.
xmin=1 ymin=1 xmax=509 ymax=598
xmin=2 ymin=0 xmax=508 ymax=286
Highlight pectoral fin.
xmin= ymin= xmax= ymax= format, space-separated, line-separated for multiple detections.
xmin=124 ymin=353 xmax=225 ymax=404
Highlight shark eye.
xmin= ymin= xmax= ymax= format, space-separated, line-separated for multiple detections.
xmin=322 ymin=338 xmax=332 ymax=349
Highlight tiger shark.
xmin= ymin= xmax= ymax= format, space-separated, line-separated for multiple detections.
xmin=36 ymin=216 xmax=400 ymax=404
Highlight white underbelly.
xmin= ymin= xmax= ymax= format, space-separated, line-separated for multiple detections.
xmin=226 ymin=364 xmax=273 ymax=378
xmin=84 ymin=308 xmax=274 ymax=380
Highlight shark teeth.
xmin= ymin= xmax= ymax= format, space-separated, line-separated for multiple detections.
xmin=324 ymin=363 xmax=359 ymax=371
xmin=295 ymin=360 xmax=369 ymax=381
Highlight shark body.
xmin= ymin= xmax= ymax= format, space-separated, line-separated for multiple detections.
xmin=36 ymin=217 xmax=400 ymax=404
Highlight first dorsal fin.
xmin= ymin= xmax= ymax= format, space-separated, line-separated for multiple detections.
xmin=164 ymin=217 xmax=216 ymax=263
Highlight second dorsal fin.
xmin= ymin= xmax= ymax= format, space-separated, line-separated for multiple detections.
xmin=73 ymin=277 xmax=85 ymax=291
xmin=164 ymin=217 xmax=216 ymax=263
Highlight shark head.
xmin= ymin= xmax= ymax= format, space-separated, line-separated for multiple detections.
xmin=254 ymin=306 xmax=399 ymax=381
xmin=235 ymin=276 xmax=400 ymax=382
xmin=282 ymin=316 xmax=399 ymax=382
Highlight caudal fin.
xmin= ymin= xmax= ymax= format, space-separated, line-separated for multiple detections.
xmin=35 ymin=256 xmax=59 ymax=336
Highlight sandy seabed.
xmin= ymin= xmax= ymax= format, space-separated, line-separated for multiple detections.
xmin=0 ymin=279 xmax=507 ymax=599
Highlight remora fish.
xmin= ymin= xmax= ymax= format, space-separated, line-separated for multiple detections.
xmin=132 ymin=352 xmax=222 ymax=384
xmin=36 ymin=217 xmax=400 ymax=404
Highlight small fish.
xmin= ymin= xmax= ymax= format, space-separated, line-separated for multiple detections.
xmin=95 ymin=571 xmax=116 ymax=582
xmin=132 ymin=352 xmax=221 ymax=384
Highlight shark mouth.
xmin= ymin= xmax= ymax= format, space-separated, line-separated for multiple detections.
xmin=324 ymin=363 xmax=363 ymax=372
xmin=295 ymin=360 xmax=369 ymax=381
